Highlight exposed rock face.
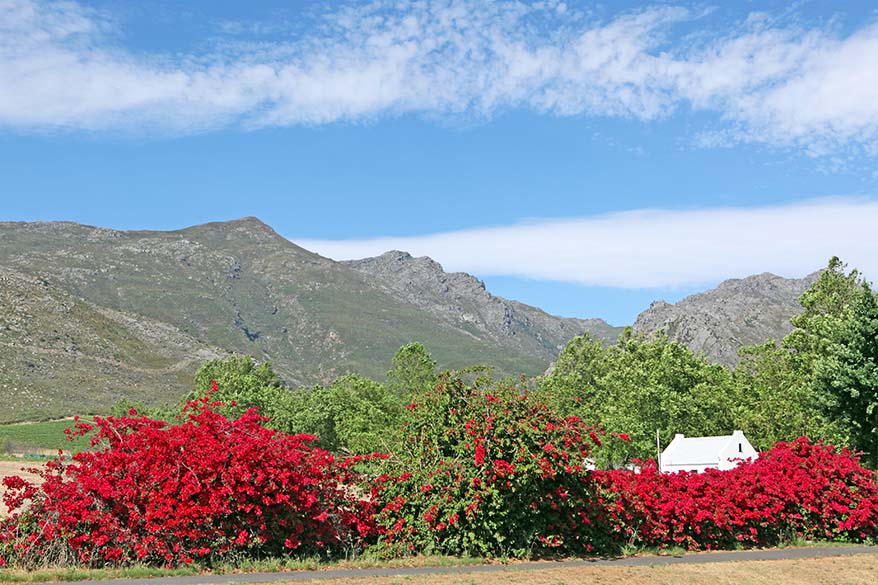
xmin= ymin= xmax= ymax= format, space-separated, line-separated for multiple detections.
xmin=633 ymin=272 xmax=820 ymax=366
xmin=0 ymin=219 xmax=617 ymax=421
xmin=344 ymin=251 xmax=623 ymax=360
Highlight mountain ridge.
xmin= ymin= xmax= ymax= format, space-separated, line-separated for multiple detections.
xmin=0 ymin=217 xmax=823 ymax=420
xmin=344 ymin=250 xmax=622 ymax=357
xmin=0 ymin=217 xmax=617 ymax=421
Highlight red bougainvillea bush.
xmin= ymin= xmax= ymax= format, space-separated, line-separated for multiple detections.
xmin=0 ymin=389 xmax=380 ymax=569
xmin=371 ymin=376 xmax=624 ymax=558
xmin=596 ymin=438 xmax=878 ymax=551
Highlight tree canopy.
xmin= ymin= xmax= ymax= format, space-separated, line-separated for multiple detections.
xmin=386 ymin=342 xmax=437 ymax=398
xmin=155 ymin=257 xmax=878 ymax=469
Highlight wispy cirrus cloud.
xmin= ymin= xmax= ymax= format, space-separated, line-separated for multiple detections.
xmin=1 ymin=0 xmax=877 ymax=156
xmin=296 ymin=198 xmax=878 ymax=289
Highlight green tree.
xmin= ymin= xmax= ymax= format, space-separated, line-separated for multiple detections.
xmin=288 ymin=385 xmax=338 ymax=448
xmin=538 ymin=333 xmax=608 ymax=417
xmin=730 ymin=341 xmax=836 ymax=449
xmin=190 ymin=355 xmax=296 ymax=431
xmin=767 ymin=257 xmax=878 ymax=458
xmin=540 ymin=330 xmax=737 ymax=465
xmin=598 ymin=330 xmax=736 ymax=462
xmin=290 ymin=375 xmax=403 ymax=454
xmin=386 ymin=342 xmax=437 ymax=399
xmin=785 ymin=257 xmax=867 ymax=363
xmin=811 ymin=279 xmax=878 ymax=465
xmin=327 ymin=374 xmax=403 ymax=454
xmin=723 ymin=258 xmax=877 ymax=453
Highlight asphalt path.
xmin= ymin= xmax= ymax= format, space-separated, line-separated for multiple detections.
xmin=29 ymin=545 xmax=878 ymax=585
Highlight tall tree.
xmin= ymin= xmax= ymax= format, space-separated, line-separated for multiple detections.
xmin=811 ymin=280 xmax=878 ymax=465
xmin=289 ymin=375 xmax=403 ymax=454
xmin=386 ymin=342 xmax=437 ymax=398
xmin=325 ymin=374 xmax=403 ymax=454
xmin=538 ymin=333 xmax=607 ymax=417
xmin=190 ymin=355 xmax=296 ymax=429
xmin=785 ymin=257 xmax=867 ymax=362
xmin=730 ymin=341 xmax=838 ymax=449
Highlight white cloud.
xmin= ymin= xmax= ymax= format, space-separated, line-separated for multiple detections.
xmin=1 ymin=0 xmax=877 ymax=154
xmin=296 ymin=198 xmax=878 ymax=288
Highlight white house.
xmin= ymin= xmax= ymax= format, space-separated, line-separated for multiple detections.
xmin=659 ymin=430 xmax=758 ymax=473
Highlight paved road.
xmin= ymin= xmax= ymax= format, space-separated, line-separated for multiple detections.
xmin=31 ymin=545 xmax=878 ymax=585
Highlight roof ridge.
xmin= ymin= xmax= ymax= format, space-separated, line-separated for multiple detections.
xmin=676 ymin=433 xmax=736 ymax=441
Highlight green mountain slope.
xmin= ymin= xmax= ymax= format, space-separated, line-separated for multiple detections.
xmin=0 ymin=266 xmax=224 ymax=421
xmin=0 ymin=218 xmax=612 ymax=421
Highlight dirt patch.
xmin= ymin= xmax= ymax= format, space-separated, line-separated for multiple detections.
xmin=275 ymin=554 xmax=878 ymax=585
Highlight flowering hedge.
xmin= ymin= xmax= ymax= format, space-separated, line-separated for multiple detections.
xmin=371 ymin=377 xmax=619 ymax=558
xmin=3 ymin=381 xmax=878 ymax=569
xmin=595 ymin=438 xmax=878 ymax=550
xmin=0 ymin=389 xmax=380 ymax=569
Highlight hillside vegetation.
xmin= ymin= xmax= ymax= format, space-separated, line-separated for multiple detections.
xmin=0 ymin=218 xmax=618 ymax=422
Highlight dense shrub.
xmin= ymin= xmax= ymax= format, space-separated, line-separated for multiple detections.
xmin=371 ymin=376 xmax=616 ymax=558
xmin=0 ymin=388 xmax=380 ymax=569
xmin=4 ymin=377 xmax=878 ymax=569
xmin=596 ymin=438 xmax=878 ymax=551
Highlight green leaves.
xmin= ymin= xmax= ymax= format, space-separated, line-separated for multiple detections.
xmin=540 ymin=330 xmax=736 ymax=465
xmin=189 ymin=355 xmax=298 ymax=430
xmin=323 ymin=374 xmax=403 ymax=454
xmin=541 ymin=257 xmax=878 ymax=467
xmin=809 ymin=278 xmax=878 ymax=465
xmin=730 ymin=341 xmax=830 ymax=449
xmin=187 ymin=354 xmax=408 ymax=454
xmin=387 ymin=342 xmax=438 ymax=398
xmin=372 ymin=374 xmax=607 ymax=558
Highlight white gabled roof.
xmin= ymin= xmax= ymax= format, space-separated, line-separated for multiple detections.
xmin=662 ymin=434 xmax=733 ymax=465
xmin=661 ymin=430 xmax=755 ymax=469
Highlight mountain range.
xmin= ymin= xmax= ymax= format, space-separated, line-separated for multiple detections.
xmin=0 ymin=218 xmax=816 ymax=422
xmin=0 ymin=218 xmax=619 ymax=421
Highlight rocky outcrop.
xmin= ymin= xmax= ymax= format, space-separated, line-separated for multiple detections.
xmin=633 ymin=272 xmax=820 ymax=366
xmin=345 ymin=251 xmax=622 ymax=360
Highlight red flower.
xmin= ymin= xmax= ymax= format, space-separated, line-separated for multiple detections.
xmin=475 ymin=439 xmax=486 ymax=466
xmin=0 ymin=386 xmax=378 ymax=568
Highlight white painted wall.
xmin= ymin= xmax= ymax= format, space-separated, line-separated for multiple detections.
xmin=660 ymin=430 xmax=758 ymax=473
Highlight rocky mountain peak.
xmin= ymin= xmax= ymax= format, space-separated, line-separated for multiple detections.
xmin=181 ymin=216 xmax=278 ymax=236
xmin=346 ymin=251 xmax=489 ymax=296
xmin=633 ymin=271 xmax=820 ymax=366
xmin=345 ymin=250 xmax=622 ymax=357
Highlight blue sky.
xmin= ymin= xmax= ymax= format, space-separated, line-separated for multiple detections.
xmin=2 ymin=1 xmax=878 ymax=325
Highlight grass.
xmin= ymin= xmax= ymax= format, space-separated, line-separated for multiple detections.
xmin=0 ymin=420 xmax=87 ymax=454
xmin=0 ymin=566 xmax=200 ymax=583
xmin=3 ymin=552 xmax=876 ymax=585
xmin=0 ymin=555 xmax=486 ymax=583
xmin=0 ymin=543 xmax=870 ymax=583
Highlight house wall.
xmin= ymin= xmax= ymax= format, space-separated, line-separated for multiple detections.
xmin=717 ymin=436 xmax=758 ymax=470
